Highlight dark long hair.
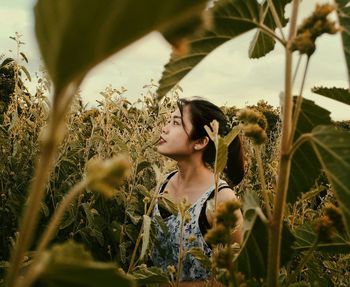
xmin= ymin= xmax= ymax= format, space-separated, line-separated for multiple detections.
xmin=177 ymin=97 xmax=245 ymax=186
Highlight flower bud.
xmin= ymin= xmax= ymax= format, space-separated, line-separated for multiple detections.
xmin=167 ymin=264 xmax=176 ymax=274
xmin=143 ymin=196 xmax=151 ymax=204
xmin=188 ymin=234 xmax=197 ymax=244
xmin=216 ymin=199 xmax=241 ymax=228
xmin=205 ymin=224 xmax=230 ymax=246
xmin=243 ymin=124 xmax=268 ymax=145
xmin=86 ymin=155 xmax=131 ymax=198
xmin=214 ymin=246 xmax=232 ymax=269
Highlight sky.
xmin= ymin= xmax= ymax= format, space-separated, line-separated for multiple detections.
xmin=1 ymin=0 xmax=349 ymax=120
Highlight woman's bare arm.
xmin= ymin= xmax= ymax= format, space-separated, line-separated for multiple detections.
xmin=206 ymin=187 xmax=244 ymax=244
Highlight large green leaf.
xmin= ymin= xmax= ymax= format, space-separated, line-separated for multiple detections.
xmin=39 ymin=240 xmax=135 ymax=287
xmin=34 ymin=0 xmax=207 ymax=94
xmin=237 ymin=191 xmax=294 ymax=281
xmin=237 ymin=190 xmax=267 ymax=280
xmin=311 ymin=86 xmax=350 ymax=106
xmin=293 ymin=223 xmax=350 ymax=253
xmin=238 ymin=215 xmax=267 ymax=280
xmin=249 ymin=0 xmax=291 ymax=59
xmin=310 ymin=125 xmax=350 ymax=237
xmin=249 ymin=30 xmax=275 ymax=59
xmin=157 ymin=0 xmax=291 ymax=98
xmin=287 ymin=98 xmax=331 ymax=203
xmin=335 ymin=0 xmax=350 ymax=88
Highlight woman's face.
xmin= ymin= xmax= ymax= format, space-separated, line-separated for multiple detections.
xmin=157 ymin=105 xmax=195 ymax=159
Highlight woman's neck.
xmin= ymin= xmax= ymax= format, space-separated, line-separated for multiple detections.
xmin=175 ymin=159 xmax=213 ymax=189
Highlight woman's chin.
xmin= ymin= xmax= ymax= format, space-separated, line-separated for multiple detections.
xmin=157 ymin=146 xmax=173 ymax=158
xmin=156 ymin=145 xmax=166 ymax=154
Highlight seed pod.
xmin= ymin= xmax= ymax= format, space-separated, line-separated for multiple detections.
xmin=205 ymin=224 xmax=231 ymax=246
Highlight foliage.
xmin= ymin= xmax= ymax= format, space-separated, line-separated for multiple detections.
xmin=1 ymin=54 xmax=349 ymax=285
xmin=2 ymin=0 xmax=350 ymax=286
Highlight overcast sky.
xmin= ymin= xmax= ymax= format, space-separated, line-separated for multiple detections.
xmin=1 ymin=0 xmax=349 ymax=120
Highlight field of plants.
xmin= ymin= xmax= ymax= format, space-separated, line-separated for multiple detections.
xmin=1 ymin=0 xmax=350 ymax=287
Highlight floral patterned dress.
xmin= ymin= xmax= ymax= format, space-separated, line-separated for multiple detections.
xmin=152 ymin=171 xmax=229 ymax=281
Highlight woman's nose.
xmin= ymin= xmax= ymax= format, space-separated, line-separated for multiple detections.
xmin=162 ymin=123 xmax=169 ymax=134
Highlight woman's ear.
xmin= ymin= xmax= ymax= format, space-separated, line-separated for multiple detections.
xmin=194 ymin=136 xmax=209 ymax=151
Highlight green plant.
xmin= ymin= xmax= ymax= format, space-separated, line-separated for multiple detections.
xmin=2 ymin=0 xmax=350 ymax=286
xmin=156 ymin=0 xmax=350 ymax=286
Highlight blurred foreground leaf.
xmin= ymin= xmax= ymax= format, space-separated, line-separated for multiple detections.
xmin=131 ymin=266 xmax=169 ymax=285
xmin=34 ymin=0 xmax=207 ymax=94
xmin=39 ymin=240 xmax=135 ymax=287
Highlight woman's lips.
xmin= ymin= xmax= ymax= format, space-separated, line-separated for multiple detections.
xmin=158 ymin=137 xmax=166 ymax=145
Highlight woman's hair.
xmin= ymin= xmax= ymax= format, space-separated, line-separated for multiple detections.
xmin=177 ymin=97 xmax=245 ymax=186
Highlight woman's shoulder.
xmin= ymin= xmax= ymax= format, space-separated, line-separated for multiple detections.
xmin=216 ymin=180 xmax=239 ymax=204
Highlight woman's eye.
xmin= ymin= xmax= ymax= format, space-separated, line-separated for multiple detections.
xmin=173 ymin=121 xmax=180 ymax=125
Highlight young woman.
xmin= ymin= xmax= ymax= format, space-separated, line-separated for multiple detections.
xmin=152 ymin=97 xmax=245 ymax=286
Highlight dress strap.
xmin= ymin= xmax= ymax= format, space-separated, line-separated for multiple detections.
xmin=156 ymin=170 xmax=178 ymax=219
xmin=198 ymin=181 xmax=231 ymax=238
xmin=159 ymin=170 xmax=177 ymax=195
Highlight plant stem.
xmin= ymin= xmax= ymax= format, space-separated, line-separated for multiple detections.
xmin=175 ymin=217 xmax=185 ymax=287
xmin=292 ymin=54 xmax=302 ymax=86
xmin=267 ymin=0 xmax=287 ymax=42
xmin=213 ymin=173 xmax=219 ymax=222
xmin=290 ymin=56 xmax=311 ymax=145
xmin=36 ymin=179 xmax=88 ymax=253
xmin=5 ymin=144 xmax=56 ymax=287
xmin=267 ymin=1 xmax=299 ymax=286
xmin=257 ymin=23 xmax=286 ymax=46
xmin=127 ymin=178 xmax=162 ymax=273
xmin=5 ymin=86 xmax=76 ymax=287
xmin=254 ymin=145 xmax=272 ymax=220
xmin=16 ymin=178 xmax=88 ymax=287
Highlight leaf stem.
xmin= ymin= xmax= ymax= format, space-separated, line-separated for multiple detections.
xmin=290 ymin=56 xmax=311 ymax=145
xmin=267 ymin=1 xmax=300 ymax=286
xmin=175 ymin=216 xmax=185 ymax=287
xmin=289 ymin=133 xmax=311 ymax=157
xmin=256 ymin=23 xmax=286 ymax=46
xmin=37 ymin=179 xmax=88 ymax=253
xmin=254 ymin=145 xmax=272 ymax=220
xmin=292 ymin=54 xmax=303 ymax=86
xmin=16 ymin=179 xmax=88 ymax=287
xmin=267 ymin=0 xmax=287 ymax=42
